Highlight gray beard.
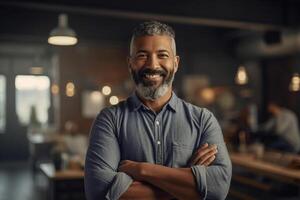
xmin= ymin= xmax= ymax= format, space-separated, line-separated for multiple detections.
xmin=136 ymin=73 xmax=174 ymax=101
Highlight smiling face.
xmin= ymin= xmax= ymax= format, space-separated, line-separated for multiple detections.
xmin=128 ymin=35 xmax=179 ymax=100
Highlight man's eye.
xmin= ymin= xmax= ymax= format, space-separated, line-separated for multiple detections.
xmin=158 ymin=54 xmax=169 ymax=58
xmin=136 ymin=54 xmax=147 ymax=59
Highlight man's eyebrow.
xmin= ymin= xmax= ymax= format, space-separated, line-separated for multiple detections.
xmin=136 ymin=50 xmax=148 ymax=54
xmin=157 ymin=50 xmax=170 ymax=53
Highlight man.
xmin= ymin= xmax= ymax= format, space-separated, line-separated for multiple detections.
xmin=259 ymin=101 xmax=300 ymax=153
xmin=85 ymin=21 xmax=232 ymax=200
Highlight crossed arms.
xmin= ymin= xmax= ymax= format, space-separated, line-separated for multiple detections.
xmin=118 ymin=143 xmax=217 ymax=200
xmin=84 ymin=108 xmax=232 ymax=200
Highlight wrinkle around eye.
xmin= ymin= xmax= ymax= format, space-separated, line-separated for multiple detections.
xmin=135 ymin=54 xmax=148 ymax=59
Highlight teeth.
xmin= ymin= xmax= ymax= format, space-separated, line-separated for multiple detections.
xmin=145 ymin=74 xmax=160 ymax=78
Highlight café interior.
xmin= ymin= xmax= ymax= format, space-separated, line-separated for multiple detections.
xmin=1 ymin=1 xmax=300 ymax=200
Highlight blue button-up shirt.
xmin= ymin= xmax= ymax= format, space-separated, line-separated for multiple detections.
xmin=85 ymin=92 xmax=232 ymax=200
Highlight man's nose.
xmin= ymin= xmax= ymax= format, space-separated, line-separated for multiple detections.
xmin=146 ymin=55 xmax=159 ymax=69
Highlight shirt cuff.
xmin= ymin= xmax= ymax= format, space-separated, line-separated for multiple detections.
xmin=191 ymin=165 xmax=207 ymax=199
xmin=105 ymin=172 xmax=133 ymax=200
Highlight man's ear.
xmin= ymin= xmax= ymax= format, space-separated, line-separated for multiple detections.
xmin=174 ymin=55 xmax=180 ymax=73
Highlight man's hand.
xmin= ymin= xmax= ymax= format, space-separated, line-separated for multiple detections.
xmin=189 ymin=143 xmax=218 ymax=166
xmin=119 ymin=160 xmax=147 ymax=181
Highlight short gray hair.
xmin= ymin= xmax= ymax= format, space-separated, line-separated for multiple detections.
xmin=130 ymin=21 xmax=177 ymax=55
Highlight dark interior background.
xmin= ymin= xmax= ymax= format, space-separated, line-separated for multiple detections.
xmin=1 ymin=0 xmax=300 ymax=160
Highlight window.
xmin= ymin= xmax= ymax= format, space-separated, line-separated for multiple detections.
xmin=15 ymin=75 xmax=50 ymax=125
xmin=0 ymin=75 xmax=6 ymax=133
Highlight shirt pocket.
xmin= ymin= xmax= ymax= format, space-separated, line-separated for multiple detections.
xmin=172 ymin=143 xmax=194 ymax=168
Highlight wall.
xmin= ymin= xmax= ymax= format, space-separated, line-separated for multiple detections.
xmin=58 ymin=43 xmax=129 ymax=133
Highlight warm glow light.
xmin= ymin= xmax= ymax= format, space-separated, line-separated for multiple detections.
xmin=66 ymin=90 xmax=75 ymax=97
xmin=200 ymin=88 xmax=215 ymax=104
xmin=102 ymin=86 xmax=112 ymax=96
xmin=66 ymin=82 xmax=75 ymax=90
xmin=48 ymin=14 xmax=78 ymax=46
xmin=66 ymin=82 xmax=75 ymax=97
xmin=109 ymin=96 xmax=119 ymax=105
xmin=235 ymin=66 xmax=248 ymax=85
xmin=15 ymin=76 xmax=50 ymax=90
xmin=289 ymin=73 xmax=300 ymax=92
xmin=48 ymin=36 xmax=78 ymax=46
xmin=51 ymin=84 xmax=59 ymax=95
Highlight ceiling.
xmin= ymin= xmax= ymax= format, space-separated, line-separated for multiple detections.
xmin=0 ymin=0 xmax=299 ymax=56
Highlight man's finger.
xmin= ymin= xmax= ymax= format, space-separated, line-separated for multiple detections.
xmin=191 ymin=144 xmax=217 ymax=164
xmin=120 ymin=160 xmax=130 ymax=165
xmin=119 ymin=160 xmax=130 ymax=171
xmin=199 ymin=143 xmax=209 ymax=150
xmin=191 ymin=145 xmax=217 ymax=165
xmin=196 ymin=144 xmax=217 ymax=156
xmin=189 ymin=143 xmax=209 ymax=164
xmin=202 ymin=155 xmax=216 ymax=167
xmin=194 ymin=148 xmax=217 ymax=165
xmin=197 ymin=149 xmax=218 ymax=165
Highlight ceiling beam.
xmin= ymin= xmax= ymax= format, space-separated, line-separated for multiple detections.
xmin=0 ymin=1 xmax=284 ymax=32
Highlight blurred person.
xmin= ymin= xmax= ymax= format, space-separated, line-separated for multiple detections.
xmin=259 ymin=101 xmax=300 ymax=153
xmin=85 ymin=21 xmax=232 ymax=200
xmin=63 ymin=120 xmax=88 ymax=163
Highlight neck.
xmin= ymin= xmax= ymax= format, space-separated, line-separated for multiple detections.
xmin=137 ymin=89 xmax=173 ymax=113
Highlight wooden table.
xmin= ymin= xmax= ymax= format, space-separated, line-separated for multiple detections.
xmin=230 ymin=152 xmax=300 ymax=184
xmin=40 ymin=163 xmax=85 ymax=200
xmin=229 ymin=151 xmax=300 ymax=199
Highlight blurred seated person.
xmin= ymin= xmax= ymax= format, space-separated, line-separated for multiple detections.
xmin=258 ymin=101 xmax=300 ymax=153
xmin=62 ymin=121 xmax=88 ymax=164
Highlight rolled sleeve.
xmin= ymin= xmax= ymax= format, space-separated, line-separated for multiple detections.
xmin=191 ymin=165 xmax=207 ymax=199
xmin=191 ymin=164 xmax=231 ymax=200
xmin=85 ymin=108 xmax=133 ymax=200
xmin=191 ymin=109 xmax=232 ymax=200
xmin=105 ymin=172 xmax=133 ymax=200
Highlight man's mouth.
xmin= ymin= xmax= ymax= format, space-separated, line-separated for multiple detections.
xmin=143 ymin=73 xmax=163 ymax=81
xmin=140 ymin=68 xmax=167 ymax=81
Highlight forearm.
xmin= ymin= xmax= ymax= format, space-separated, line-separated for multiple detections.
xmin=119 ymin=181 xmax=173 ymax=200
xmin=141 ymin=164 xmax=201 ymax=200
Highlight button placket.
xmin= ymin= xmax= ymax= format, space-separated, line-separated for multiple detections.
xmin=155 ymin=117 xmax=163 ymax=165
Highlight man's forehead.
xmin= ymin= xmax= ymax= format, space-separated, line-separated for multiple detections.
xmin=132 ymin=35 xmax=173 ymax=51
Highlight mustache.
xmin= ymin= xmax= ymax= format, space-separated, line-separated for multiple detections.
xmin=139 ymin=68 xmax=167 ymax=77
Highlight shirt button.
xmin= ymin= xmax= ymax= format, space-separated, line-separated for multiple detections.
xmin=157 ymin=141 xmax=161 ymax=145
xmin=155 ymin=121 xmax=160 ymax=125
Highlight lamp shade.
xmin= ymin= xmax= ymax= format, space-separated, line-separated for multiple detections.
xmin=48 ymin=14 xmax=78 ymax=46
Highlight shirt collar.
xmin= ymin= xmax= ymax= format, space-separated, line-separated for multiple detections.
xmin=167 ymin=92 xmax=178 ymax=112
xmin=128 ymin=92 xmax=144 ymax=111
xmin=128 ymin=91 xmax=178 ymax=112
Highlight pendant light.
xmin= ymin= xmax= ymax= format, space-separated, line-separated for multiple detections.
xmin=235 ymin=65 xmax=248 ymax=85
xmin=289 ymin=73 xmax=300 ymax=92
xmin=48 ymin=14 xmax=78 ymax=46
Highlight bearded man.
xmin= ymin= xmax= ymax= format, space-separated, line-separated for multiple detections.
xmin=85 ymin=21 xmax=232 ymax=200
